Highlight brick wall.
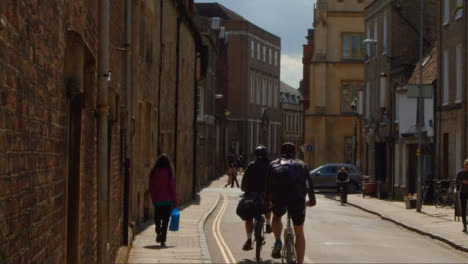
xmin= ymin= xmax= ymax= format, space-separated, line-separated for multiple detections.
xmin=0 ymin=0 xmax=201 ymax=263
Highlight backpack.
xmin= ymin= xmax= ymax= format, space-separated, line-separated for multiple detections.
xmin=270 ymin=158 xmax=307 ymax=203
xmin=236 ymin=193 xmax=267 ymax=221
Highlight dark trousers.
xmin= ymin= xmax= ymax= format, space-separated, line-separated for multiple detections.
xmin=337 ymin=182 xmax=348 ymax=203
xmin=231 ymin=175 xmax=239 ymax=188
xmin=154 ymin=204 xmax=172 ymax=243
xmin=461 ymin=194 xmax=467 ymax=230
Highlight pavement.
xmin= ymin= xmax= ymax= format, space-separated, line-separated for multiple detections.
xmin=125 ymin=176 xmax=227 ymax=264
xmin=125 ymin=174 xmax=468 ymax=264
xmin=327 ymin=193 xmax=468 ymax=253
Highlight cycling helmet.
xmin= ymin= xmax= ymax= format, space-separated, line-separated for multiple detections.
xmin=255 ymin=145 xmax=268 ymax=158
xmin=280 ymin=142 xmax=296 ymax=158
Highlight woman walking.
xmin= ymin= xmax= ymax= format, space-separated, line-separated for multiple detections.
xmin=150 ymin=154 xmax=178 ymax=246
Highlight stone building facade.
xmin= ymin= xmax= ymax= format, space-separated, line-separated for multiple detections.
xmin=436 ymin=0 xmax=467 ymax=182
xmin=363 ymin=0 xmax=438 ymax=198
xmin=280 ymin=82 xmax=304 ymax=158
xmin=196 ymin=3 xmax=282 ymax=162
xmin=0 ymin=0 xmax=201 ymax=263
xmin=303 ymin=0 xmax=371 ymax=170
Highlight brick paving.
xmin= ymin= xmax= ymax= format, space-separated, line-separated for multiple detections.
xmin=126 ymin=176 xmax=230 ymax=264
xmin=338 ymin=194 xmax=468 ymax=252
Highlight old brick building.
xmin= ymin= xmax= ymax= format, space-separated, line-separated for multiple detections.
xmin=196 ymin=3 xmax=282 ymax=162
xmin=436 ymin=0 xmax=467 ymax=181
xmin=0 ymin=0 xmax=201 ymax=263
xmin=363 ymin=0 xmax=438 ymax=198
xmin=280 ymin=82 xmax=304 ymax=159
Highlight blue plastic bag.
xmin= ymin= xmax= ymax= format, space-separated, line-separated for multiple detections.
xmin=169 ymin=208 xmax=180 ymax=231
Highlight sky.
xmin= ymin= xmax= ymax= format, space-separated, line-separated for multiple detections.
xmin=194 ymin=0 xmax=316 ymax=88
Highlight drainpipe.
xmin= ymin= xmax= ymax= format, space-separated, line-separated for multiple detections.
xmin=174 ymin=14 xmax=181 ymax=170
xmin=97 ymin=0 xmax=110 ymax=262
xmin=123 ymin=0 xmax=131 ymax=246
xmin=157 ymin=0 xmax=164 ymax=155
xmin=193 ymin=51 xmax=198 ymax=199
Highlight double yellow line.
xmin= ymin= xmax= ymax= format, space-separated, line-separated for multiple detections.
xmin=212 ymin=194 xmax=236 ymax=263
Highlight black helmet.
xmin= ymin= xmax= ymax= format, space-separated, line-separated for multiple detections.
xmin=280 ymin=142 xmax=296 ymax=158
xmin=255 ymin=145 xmax=268 ymax=158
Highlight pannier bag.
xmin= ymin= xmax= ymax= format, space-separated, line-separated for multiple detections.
xmin=236 ymin=193 xmax=266 ymax=221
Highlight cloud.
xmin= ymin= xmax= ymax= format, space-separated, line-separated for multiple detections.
xmin=281 ymin=53 xmax=303 ymax=88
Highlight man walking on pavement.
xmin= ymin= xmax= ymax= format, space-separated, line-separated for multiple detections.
xmin=456 ymin=159 xmax=468 ymax=232
xmin=240 ymin=146 xmax=272 ymax=251
xmin=266 ymin=142 xmax=316 ymax=264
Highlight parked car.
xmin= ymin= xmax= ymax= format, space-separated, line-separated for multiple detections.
xmin=310 ymin=164 xmax=363 ymax=193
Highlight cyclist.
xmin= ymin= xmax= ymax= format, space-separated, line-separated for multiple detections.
xmin=456 ymin=159 xmax=468 ymax=232
xmin=336 ymin=167 xmax=349 ymax=204
xmin=265 ymin=142 xmax=316 ymax=264
xmin=240 ymin=146 xmax=272 ymax=251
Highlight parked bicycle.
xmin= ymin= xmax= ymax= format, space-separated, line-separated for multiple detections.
xmin=434 ymin=179 xmax=456 ymax=208
xmin=282 ymin=212 xmax=297 ymax=264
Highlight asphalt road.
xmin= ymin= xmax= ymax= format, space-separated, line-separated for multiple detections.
xmin=204 ymin=182 xmax=468 ymax=263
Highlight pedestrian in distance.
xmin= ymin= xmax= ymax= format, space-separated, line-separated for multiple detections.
xmin=149 ymin=154 xmax=178 ymax=247
xmin=239 ymin=145 xmax=273 ymax=251
xmin=225 ymin=153 xmax=238 ymax=188
xmin=336 ymin=167 xmax=350 ymax=205
xmin=265 ymin=142 xmax=316 ymax=264
xmin=456 ymin=159 xmax=468 ymax=232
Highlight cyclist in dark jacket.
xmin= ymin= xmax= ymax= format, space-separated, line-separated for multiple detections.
xmin=265 ymin=142 xmax=316 ymax=264
xmin=336 ymin=167 xmax=349 ymax=204
xmin=456 ymin=159 xmax=468 ymax=232
xmin=240 ymin=146 xmax=272 ymax=251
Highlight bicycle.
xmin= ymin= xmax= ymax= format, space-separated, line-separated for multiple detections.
xmin=253 ymin=205 xmax=265 ymax=263
xmin=282 ymin=212 xmax=297 ymax=264
xmin=434 ymin=179 xmax=456 ymax=208
xmin=337 ymin=181 xmax=348 ymax=206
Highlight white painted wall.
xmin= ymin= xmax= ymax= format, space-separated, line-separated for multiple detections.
xmin=396 ymin=92 xmax=434 ymax=137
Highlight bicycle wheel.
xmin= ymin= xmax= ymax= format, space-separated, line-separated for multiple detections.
xmin=286 ymin=233 xmax=296 ymax=263
xmin=255 ymin=217 xmax=264 ymax=263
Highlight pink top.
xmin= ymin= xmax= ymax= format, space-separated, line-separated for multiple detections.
xmin=150 ymin=168 xmax=177 ymax=205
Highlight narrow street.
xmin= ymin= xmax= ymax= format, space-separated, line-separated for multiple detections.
xmin=204 ymin=176 xmax=468 ymax=263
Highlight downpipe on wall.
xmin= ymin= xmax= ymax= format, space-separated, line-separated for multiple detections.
xmin=97 ymin=0 xmax=110 ymax=262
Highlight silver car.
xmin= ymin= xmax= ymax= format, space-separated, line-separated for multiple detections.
xmin=310 ymin=163 xmax=363 ymax=193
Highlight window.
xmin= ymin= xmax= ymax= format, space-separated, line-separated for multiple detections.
xmin=257 ymin=43 xmax=260 ymax=60
xmin=383 ymin=13 xmax=387 ymax=53
xmin=263 ymin=46 xmax=266 ymax=62
xmin=457 ymin=0 xmax=463 ymax=19
xmin=443 ymin=50 xmax=449 ymax=105
xmin=274 ymin=51 xmax=278 ymax=66
xmin=344 ymin=137 xmax=354 ymax=164
xmin=456 ymin=45 xmax=462 ymax=102
xmin=342 ymin=81 xmax=364 ymax=113
xmin=401 ymin=145 xmax=407 ymax=187
xmin=262 ymin=79 xmax=267 ymax=105
xmin=444 ymin=0 xmax=450 ymax=25
xmin=197 ymin=86 xmax=204 ymax=118
xmin=269 ymin=48 xmax=272 ymax=64
xmin=256 ymin=76 xmax=261 ymax=104
xmin=250 ymin=74 xmax=255 ymax=103
xmin=251 ymin=40 xmax=255 ymax=58
xmin=343 ymin=34 xmax=365 ymax=60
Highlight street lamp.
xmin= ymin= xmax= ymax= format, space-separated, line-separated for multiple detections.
xmin=363 ymin=38 xmax=380 ymax=198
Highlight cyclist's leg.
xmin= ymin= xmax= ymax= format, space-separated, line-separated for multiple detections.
xmin=242 ymin=218 xmax=254 ymax=250
xmin=271 ymin=204 xmax=286 ymax=241
xmin=293 ymin=224 xmax=305 ymax=264
xmin=270 ymin=203 xmax=286 ymax=258
xmin=264 ymin=210 xmax=272 ymax=233
xmin=290 ymin=202 xmax=307 ymax=264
